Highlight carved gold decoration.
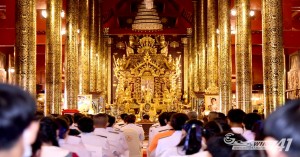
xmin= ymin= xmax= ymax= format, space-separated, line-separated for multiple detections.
xmin=65 ymin=0 xmax=79 ymax=109
xmin=46 ymin=0 xmax=62 ymax=114
xmin=79 ymin=0 xmax=90 ymax=94
xmin=89 ymin=0 xmax=98 ymax=92
xmin=235 ymin=0 xmax=252 ymax=112
xmin=15 ymin=0 xmax=36 ymax=95
xmin=219 ymin=0 xmax=232 ymax=113
xmin=198 ymin=0 xmax=207 ymax=93
xmin=262 ymin=0 xmax=285 ymax=116
xmin=206 ymin=0 xmax=218 ymax=94
xmin=192 ymin=0 xmax=199 ymax=92
xmin=114 ymin=36 xmax=181 ymax=117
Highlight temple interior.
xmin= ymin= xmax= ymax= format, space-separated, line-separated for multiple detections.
xmin=0 ymin=0 xmax=299 ymax=118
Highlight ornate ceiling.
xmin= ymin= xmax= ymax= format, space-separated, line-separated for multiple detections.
xmin=0 ymin=0 xmax=300 ymax=55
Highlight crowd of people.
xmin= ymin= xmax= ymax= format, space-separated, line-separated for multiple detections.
xmin=1 ymin=84 xmax=300 ymax=157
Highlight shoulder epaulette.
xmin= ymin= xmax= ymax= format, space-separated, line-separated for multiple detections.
xmin=108 ymin=131 xmax=119 ymax=134
xmin=158 ymin=129 xmax=169 ymax=132
xmin=96 ymin=135 xmax=107 ymax=138
xmin=136 ymin=124 xmax=142 ymax=127
xmin=118 ymin=124 xmax=125 ymax=126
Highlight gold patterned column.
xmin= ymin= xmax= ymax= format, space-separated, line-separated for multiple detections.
xmin=102 ymin=28 xmax=109 ymax=97
xmin=187 ymin=28 xmax=193 ymax=94
xmin=89 ymin=0 xmax=98 ymax=92
xmin=262 ymin=0 xmax=285 ymax=116
xmin=107 ymin=38 xmax=112 ymax=104
xmin=79 ymin=0 xmax=90 ymax=94
xmin=192 ymin=0 xmax=199 ymax=92
xmin=235 ymin=0 xmax=252 ymax=112
xmin=65 ymin=0 xmax=79 ymax=109
xmin=219 ymin=0 xmax=232 ymax=113
xmin=197 ymin=0 xmax=207 ymax=93
xmin=182 ymin=37 xmax=189 ymax=96
xmin=97 ymin=0 xmax=103 ymax=92
xmin=206 ymin=0 xmax=218 ymax=94
xmin=15 ymin=0 xmax=36 ymax=95
xmin=46 ymin=0 xmax=62 ymax=114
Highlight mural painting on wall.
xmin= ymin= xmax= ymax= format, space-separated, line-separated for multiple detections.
xmin=287 ymin=52 xmax=300 ymax=99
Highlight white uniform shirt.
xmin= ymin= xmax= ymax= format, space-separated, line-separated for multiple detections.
xmin=242 ymin=130 xmax=255 ymax=141
xmin=231 ymin=127 xmax=244 ymax=134
xmin=121 ymin=123 xmax=145 ymax=141
xmin=155 ymin=131 xmax=183 ymax=157
xmin=114 ymin=120 xmax=125 ymax=130
xmin=59 ymin=137 xmax=91 ymax=157
xmin=80 ymin=132 xmax=111 ymax=157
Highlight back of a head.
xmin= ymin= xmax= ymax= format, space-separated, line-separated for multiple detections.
xmin=227 ymin=109 xmax=246 ymax=124
xmin=120 ymin=113 xmax=128 ymax=121
xmin=264 ymin=100 xmax=300 ymax=157
xmin=107 ymin=114 xmax=116 ymax=127
xmin=143 ymin=114 xmax=150 ymax=120
xmin=207 ymin=132 xmax=246 ymax=157
xmin=203 ymin=121 xmax=225 ymax=141
xmin=0 ymin=84 xmax=36 ymax=150
xmin=178 ymin=119 xmax=203 ymax=155
xmin=243 ymin=113 xmax=261 ymax=130
xmin=187 ymin=111 xmax=198 ymax=120
xmin=93 ymin=113 xmax=108 ymax=128
xmin=38 ymin=117 xmax=59 ymax=146
xmin=74 ymin=113 xmax=85 ymax=123
xmin=126 ymin=114 xmax=136 ymax=123
xmin=63 ymin=114 xmax=74 ymax=126
xmin=78 ymin=117 xmax=94 ymax=133
xmin=166 ymin=112 xmax=176 ymax=122
xmin=218 ymin=112 xmax=226 ymax=119
xmin=158 ymin=112 xmax=168 ymax=126
xmin=170 ymin=113 xmax=189 ymax=130
xmin=55 ymin=117 xmax=69 ymax=139
xmin=208 ymin=111 xmax=219 ymax=122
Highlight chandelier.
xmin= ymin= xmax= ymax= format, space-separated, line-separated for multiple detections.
xmin=132 ymin=0 xmax=163 ymax=32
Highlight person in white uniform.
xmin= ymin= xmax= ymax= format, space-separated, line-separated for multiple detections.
xmin=93 ymin=113 xmax=129 ymax=157
xmin=155 ymin=113 xmax=189 ymax=157
xmin=114 ymin=113 xmax=128 ymax=129
xmin=78 ymin=117 xmax=111 ymax=157
xmin=149 ymin=112 xmax=170 ymax=144
xmin=121 ymin=114 xmax=145 ymax=142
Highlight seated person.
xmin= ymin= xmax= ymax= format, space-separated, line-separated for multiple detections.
xmin=155 ymin=113 xmax=189 ymax=157
xmin=121 ymin=114 xmax=145 ymax=142
xmin=138 ymin=114 xmax=152 ymax=123
xmin=227 ymin=109 xmax=246 ymax=134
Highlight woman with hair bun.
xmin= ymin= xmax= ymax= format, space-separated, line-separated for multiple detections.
xmin=160 ymin=119 xmax=211 ymax=157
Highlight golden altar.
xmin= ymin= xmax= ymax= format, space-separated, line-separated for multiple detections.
xmin=113 ymin=36 xmax=183 ymax=119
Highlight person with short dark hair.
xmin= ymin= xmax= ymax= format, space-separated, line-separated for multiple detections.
xmin=72 ymin=113 xmax=85 ymax=132
xmin=93 ymin=114 xmax=128 ymax=156
xmin=121 ymin=114 xmax=145 ymax=142
xmin=138 ymin=114 xmax=152 ymax=123
xmin=79 ymin=116 xmax=110 ymax=157
xmin=264 ymin=100 xmax=300 ymax=157
xmin=161 ymin=120 xmax=209 ymax=156
xmin=115 ymin=113 xmax=128 ymax=129
xmin=148 ymin=112 xmax=177 ymax=154
xmin=155 ymin=113 xmax=189 ymax=156
xmin=227 ymin=109 xmax=246 ymax=134
xmin=0 ymin=84 xmax=39 ymax=157
xmin=242 ymin=113 xmax=261 ymax=141
xmin=149 ymin=112 xmax=171 ymax=145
